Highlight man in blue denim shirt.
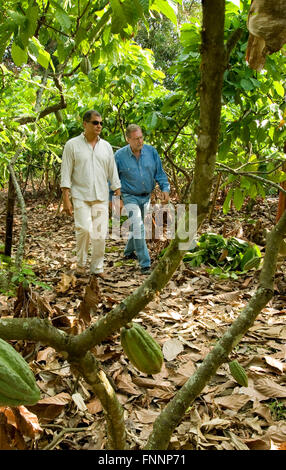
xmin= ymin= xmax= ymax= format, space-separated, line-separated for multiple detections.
xmin=114 ymin=124 xmax=170 ymax=275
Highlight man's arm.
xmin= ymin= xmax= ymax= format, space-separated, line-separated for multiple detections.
xmin=60 ymin=141 xmax=74 ymax=215
xmin=153 ymin=148 xmax=170 ymax=204
xmin=108 ymin=145 xmax=121 ymax=193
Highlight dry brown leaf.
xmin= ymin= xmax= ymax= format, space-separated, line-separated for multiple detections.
xmin=202 ymin=290 xmax=242 ymax=303
xmin=244 ymin=437 xmax=271 ymax=450
xmin=37 ymin=392 xmax=71 ymax=405
xmin=132 ymin=376 xmax=172 ymax=390
xmin=264 ymin=356 xmax=285 ymax=373
xmin=264 ymin=422 xmax=286 ymax=444
xmin=162 ymin=338 xmax=184 ymax=361
xmin=56 ymin=273 xmax=76 ymax=293
xmin=79 ymin=277 xmax=101 ymax=324
xmin=28 ymin=392 xmax=72 ymax=422
xmin=0 ymin=406 xmax=17 ymax=426
xmin=134 ymin=408 xmax=160 ymax=424
xmin=72 ymin=392 xmax=87 ymax=411
xmin=116 ymin=372 xmax=142 ymax=395
xmin=37 ymin=347 xmax=57 ymax=362
xmin=214 ymin=394 xmax=251 ymax=411
xmin=252 ymin=399 xmax=274 ymax=424
xmin=112 ymin=280 xmax=138 ymax=288
xmin=0 ymin=411 xmax=26 ymax=450
xmin=176 ymin=359 xmax=196 ymax=378
xmin=251 ymin=325 xmax=286 ymax=340
xmin=82 ymin=277 xmax=101 ymax=309
xmin=201 ymin=417 xmax=230 ymax=431
xmin=147 ymin=388 xmax=174 ymax=400
xmin=168 ymin=359 xmax=197 ymax=386
xmin=226 ymin=431 xmax=249 ymax=450
xmin=13 ymin=406 xmax=42 ymax=438
xmin=86 ymin=398 xmax=103 ymax=414
xmin=158 ymin=311 xmax=182 ymax=321
xmin=254 ymin=377 xmax=286 ymax=399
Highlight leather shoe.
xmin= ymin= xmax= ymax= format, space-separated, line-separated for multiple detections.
xmin=74 ymin=266 xmax=86 ymax=277
xmin=91 ymin=272 xmax=105 ymax=280
xmin=123 ymin=252 xmax=137 ymax=260
xmin=140 ymin=267 xmax=151 ymax=275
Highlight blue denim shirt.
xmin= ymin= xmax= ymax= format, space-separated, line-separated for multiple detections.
xmin=114 ymin=144 xmax=170 ymax=196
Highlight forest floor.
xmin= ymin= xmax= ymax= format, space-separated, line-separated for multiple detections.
xmin=0 ymin=188 xmax=286 ymax=451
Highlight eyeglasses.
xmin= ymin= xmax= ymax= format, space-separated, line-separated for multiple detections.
xmin=87 ymin=120 xmax=103 ymax=126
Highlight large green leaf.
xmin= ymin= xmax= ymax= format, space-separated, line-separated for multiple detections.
xmin=50 ymin=0 xmax=72 ymax=31
xmin=151 ymin=0 xmax=177 ymax=25
xmin=223 ymin=189 xmax=233 ymax=214
xmin=11 ymin=43 xmax=28 ymax=66
xmin=273 ymin=81 xmax=285 ymax=98
xmin=28 ymin=37 xmax=53 ymax=70
xmin=19 ymin=6 xmax=39 ymax=48
xmin=233 ymin=187 xmax=245 ymax=211
xmin=138 ymin=0 xmax=150 ymax=13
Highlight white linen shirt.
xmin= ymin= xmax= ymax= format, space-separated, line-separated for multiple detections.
xmin=60 ymin=133 xmax=121 ymax=202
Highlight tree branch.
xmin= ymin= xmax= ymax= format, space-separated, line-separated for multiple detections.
xmin=14 ymin=75 xmax=66 ymax=125
xmin=225 ymin=27 xmax=243 ymax=64
xmin=217 ymin=161 xmax=286 ymax=195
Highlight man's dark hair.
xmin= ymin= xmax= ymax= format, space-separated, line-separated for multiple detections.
xmin=83 ymin=110 xmax=101 ymax=122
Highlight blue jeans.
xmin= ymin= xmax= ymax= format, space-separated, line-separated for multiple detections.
xmin=122 ymin=193 xmax=151 ymax=269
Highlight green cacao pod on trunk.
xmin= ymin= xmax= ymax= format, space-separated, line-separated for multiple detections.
xmin=55 ymin=110 xmax=63 ymax=123
xmin=0 ymin=338 xmax=41 ymax=406
xmin=80 ymin=57 xmax=91 ymax=75
xmin=229 ymin=360 xmax=248 ymax=387
xmin=120 ymin=323 xmax=163 ymax=375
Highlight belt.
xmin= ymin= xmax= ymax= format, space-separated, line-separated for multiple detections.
xmin=122 ymin=192 xmax=150 ymax=197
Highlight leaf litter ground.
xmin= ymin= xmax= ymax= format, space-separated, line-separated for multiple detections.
xmin=0 ymin=190 xmax=286 ymax=451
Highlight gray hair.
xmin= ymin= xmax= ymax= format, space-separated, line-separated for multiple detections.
xmin=126 ymin=124 xmax=142 ymax=138
xmin=83 ymin=110 xmax=101 ymax=122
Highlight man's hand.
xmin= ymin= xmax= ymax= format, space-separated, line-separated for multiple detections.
xmin=111 ymin=196 xmax=123 ymax=218
xmin=160 ymin=191 xmax=169 ymax=204
xmin=110 ymin=188 xmax=122 ymax=217
xmin=62 ymin=199 xmax=73 ymax=216
xmin=61 ymin=188 xmax=73 ymax=216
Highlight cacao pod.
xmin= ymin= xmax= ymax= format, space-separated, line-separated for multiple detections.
xmin=55 ymin=110 xmax=63 ymax=123
xmin=80 ymin=57 xmax=91 ymax=75
xmin=120 ymin=322 xmax=163 ymax=375
xmin=229 ymin=360 xmax=248 ymax=387
xmin=0 ymin=338 xmax=41 ymax=406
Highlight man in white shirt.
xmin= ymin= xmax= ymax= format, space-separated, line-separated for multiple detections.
xmin=61 ymin=110 xmax=121 ymax=277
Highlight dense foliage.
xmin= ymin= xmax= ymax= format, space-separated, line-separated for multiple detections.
xmin=0 ymin=0 xmax=285 ymax=206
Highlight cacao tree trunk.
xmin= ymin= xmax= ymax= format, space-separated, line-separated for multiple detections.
xmin=8 ymin=164 xmax=27 ymax=270
xmin=4 ymin=174 xmax=16 ymax=257
xmin=276 ymin=142 xmax=286 ymax=222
